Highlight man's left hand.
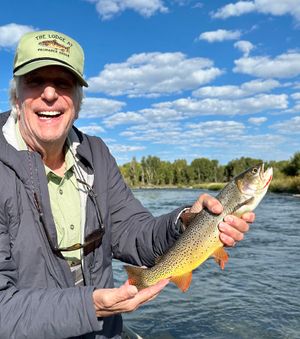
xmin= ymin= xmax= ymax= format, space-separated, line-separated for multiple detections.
xmin=218 ymin=212 xmax=254 ymax=246
xmin=185 ymin=193 xmax=255 ymax=247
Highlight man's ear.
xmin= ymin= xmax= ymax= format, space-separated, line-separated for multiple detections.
xmin=14 ymin=100 xmax=22 ymax=119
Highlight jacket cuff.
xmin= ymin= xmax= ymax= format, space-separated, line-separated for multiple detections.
xmin=80 ymin=286 xmax=103 ymax=332
xmin=172 ymin=206 xmax=191 ymax=234
xmin=175 ymin=207 xmax=191 ymax=232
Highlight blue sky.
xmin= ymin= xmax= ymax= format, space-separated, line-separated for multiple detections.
xmin=0 ymin=0 xmax=299 ymax=165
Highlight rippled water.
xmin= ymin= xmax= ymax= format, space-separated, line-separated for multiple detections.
xmin=113 ymin=189 xmax=300 ymax=339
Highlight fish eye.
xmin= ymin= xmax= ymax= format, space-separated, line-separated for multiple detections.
xmin=252 ymin=167 xmax=258 ymax=174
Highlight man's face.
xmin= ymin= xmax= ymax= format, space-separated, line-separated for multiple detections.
xmin=16 ymin=65 xmax=80 ymax=151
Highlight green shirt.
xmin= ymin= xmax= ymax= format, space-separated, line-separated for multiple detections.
xmin=16 ymin=121 xmax=81 ymax=261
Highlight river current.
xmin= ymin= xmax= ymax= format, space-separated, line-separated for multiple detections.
xmin=113 ymin=189 xmax=300 ymax=339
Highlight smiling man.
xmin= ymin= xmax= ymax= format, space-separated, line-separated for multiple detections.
xmin=0 ymin=30 xmax=254 ymax=339
xmin=16 ymin=67 xmax=79 ymax=171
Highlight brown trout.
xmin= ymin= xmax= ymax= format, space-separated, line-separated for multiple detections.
xmin=125 ymin=163 xmax=273 ymax=292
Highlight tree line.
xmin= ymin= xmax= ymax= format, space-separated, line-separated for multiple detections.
xmin=119 ymin=152 xmax=300 ymax=188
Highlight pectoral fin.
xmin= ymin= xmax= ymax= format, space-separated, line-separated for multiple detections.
xmin=170 ymin=271 xmax=193 ymax=292
xmin=212 ymin=247 xmax=229 ymax=270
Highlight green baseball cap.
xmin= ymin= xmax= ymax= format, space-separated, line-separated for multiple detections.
xmin=13 ymin=30 xmax=88 ymax=87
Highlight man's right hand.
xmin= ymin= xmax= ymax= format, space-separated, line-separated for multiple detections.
xmin=92 ymin=278 xmax=169 ymax=317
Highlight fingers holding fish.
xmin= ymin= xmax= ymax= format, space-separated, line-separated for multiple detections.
xmin=224 ymin=214 xmax=251 ymax=234
xmin=119 ymin=278 xmax=169 ymax=311
xmin=136 ymin=278 xmax=170 ymax=304
xmin=93 ymin=284 xmax=138 ymax=316
xmin=93 ymin=279 xmax=169 ymax=317
xmin=219 ymin=213 xmax=252 ymax=247
xmin=190 ymin=193 xmax=223 ymax=214
xmin=180 ymin=194 xmax=223 ymax=229
xmin=241 ymin=211 xmax=256 ymax=223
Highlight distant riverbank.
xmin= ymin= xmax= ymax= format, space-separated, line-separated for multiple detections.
xmin=130 ymin=176 xmax=300 ymax=194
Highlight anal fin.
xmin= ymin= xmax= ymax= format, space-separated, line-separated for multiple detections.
xmin=170 ymin=271 xmax=192 ymax=292
xmin=212 ymin=247 xmax=229 ymax=270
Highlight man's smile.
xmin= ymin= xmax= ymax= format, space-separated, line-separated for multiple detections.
xmin=36 ymin=111 xmax=63 ymax=119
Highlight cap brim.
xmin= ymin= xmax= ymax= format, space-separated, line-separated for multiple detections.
xmin=14 ymin=59 xmax=88 ymax=87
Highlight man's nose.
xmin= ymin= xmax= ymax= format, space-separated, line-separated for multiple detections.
xmin=41 ymin=85 xmax=58 ymax=101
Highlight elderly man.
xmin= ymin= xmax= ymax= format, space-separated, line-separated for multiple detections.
xmin=0 ymin=30 xmax=253 ymax=338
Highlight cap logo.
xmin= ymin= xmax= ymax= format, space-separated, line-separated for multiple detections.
xmin=35 ymin=33 xmax=73 ymax=58
xmin=38 ymin=40 xmax=70 ymax=54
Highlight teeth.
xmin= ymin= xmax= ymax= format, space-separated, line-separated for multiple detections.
xmin=37 ymin=111 xmax=61 ymax=116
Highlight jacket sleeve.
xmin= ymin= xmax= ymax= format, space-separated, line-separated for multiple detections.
xmin=0 ymin=228 xmax=101 ymax=339
xmin=102 ymin=150 xmax=184 ymax=267
xmin=0 ymin=171 xmax=101 ymax=339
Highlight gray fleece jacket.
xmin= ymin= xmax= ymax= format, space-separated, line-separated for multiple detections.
xmin=0 ymin=112 xmax=183 ymax=339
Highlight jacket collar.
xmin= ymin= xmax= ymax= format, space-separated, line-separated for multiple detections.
xmin=0 ymin=111 xmax=95 ymax=177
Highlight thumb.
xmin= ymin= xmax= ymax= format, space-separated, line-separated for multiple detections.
xmin=114 ymin=282 xmax=138 ymax=302
xmin=93 ymin=283 xmax=138 ymax=309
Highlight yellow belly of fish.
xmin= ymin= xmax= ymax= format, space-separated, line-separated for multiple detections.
xmin=147 ymin=236 xmax=227 ymax=292
xmin=125 ymin=229 xmax=229 ymax=292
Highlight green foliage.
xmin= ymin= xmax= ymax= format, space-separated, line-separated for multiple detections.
xmin=266 ymin=160 xmax=289 ymax=179
xmin=119 ymin=152 xmax=300 ymax=193
xmin=190 ymin=158 xmax=221 ymax=183
xmin=172 ymin=159 xmax=189 ymax=185
xmin=224 ymin=157 xmax=262 ymax=181
xmin=283 ymin=152 xmax=300 ymax=176
xmin=270 ymin=176 xmax=300 ymax=194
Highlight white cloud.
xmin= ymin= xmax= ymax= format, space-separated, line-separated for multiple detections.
xmin=80 ymin=97 xmax=126 ymax=118
xmin=140 ymin=107 xmax=183 ymax=122
xmin=248 ymin=117 xmax=267 ymax=125
xmin=271 ymin=116 xmax=300 ymax=134
xmin=0 ymin=23 xmax=35 ymax=49
xmin=212 ymin=1 xmax=256 ymax=19
xmin=234 ymin=52 xmax=300 ymax=78
xmin=234 ymin=40 xmax=255 ymax=56
xmin=123 ymin=129 xmax=183 ymax=144
xmin=117 ymin=120 xmax=280 ymax=158
xmin=187 ymin=120 xmax=245 ymax=137
xmin=293 ymin=82 xmax=300 ymax=90
xmin=212 ymin=0 xmax=300 ymax=22
xmin=104 ymin=111 xmax=146 ymax=127
xmin=291 ymin=92 xmax=300 ymax=100
xmin=198 ymin=29 xmax=241 ymax=43
xmin=193 ymin=79 xmax=281 ymax=98
xmin=119 ymin=120 xmax=183 ymax=145
xmin=78 ymin=124 xmax=105 ymax=135
xmin=87 ymin=52 xmax=222 ymax=97
xmin=193 ymin=2 xmax=204 ymax=9
xmin=86 ymin=0 xmax=168 ymax=20
xmin=288 ymin=102 xmax=300 ymax=113
xmin=104 ymin=93 xmax=287 ymax=131
xmin=108 ymin=144 xmax=146 ymax=153
xmin=122 ymin=120 xmax=181 ymax=134
xmin=156 ymin=94 xmax=288 ymax=116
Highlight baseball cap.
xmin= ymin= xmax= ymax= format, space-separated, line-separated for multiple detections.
xmin=13 ymin=30 xmax=88 ymax=87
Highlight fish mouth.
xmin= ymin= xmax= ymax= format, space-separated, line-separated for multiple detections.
xmin=260 ymin=163 xmax=273 ymax=189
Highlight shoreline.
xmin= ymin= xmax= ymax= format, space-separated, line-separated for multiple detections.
xmin=129 ymin=180 xmax=300 ymax=194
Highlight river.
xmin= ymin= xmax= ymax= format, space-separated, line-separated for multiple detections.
xmin=112 ymin=189 xmax=300 ymax=339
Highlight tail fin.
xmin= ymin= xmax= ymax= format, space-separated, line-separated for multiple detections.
xmin=124 ymin=265 xmax=146 ymax=290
